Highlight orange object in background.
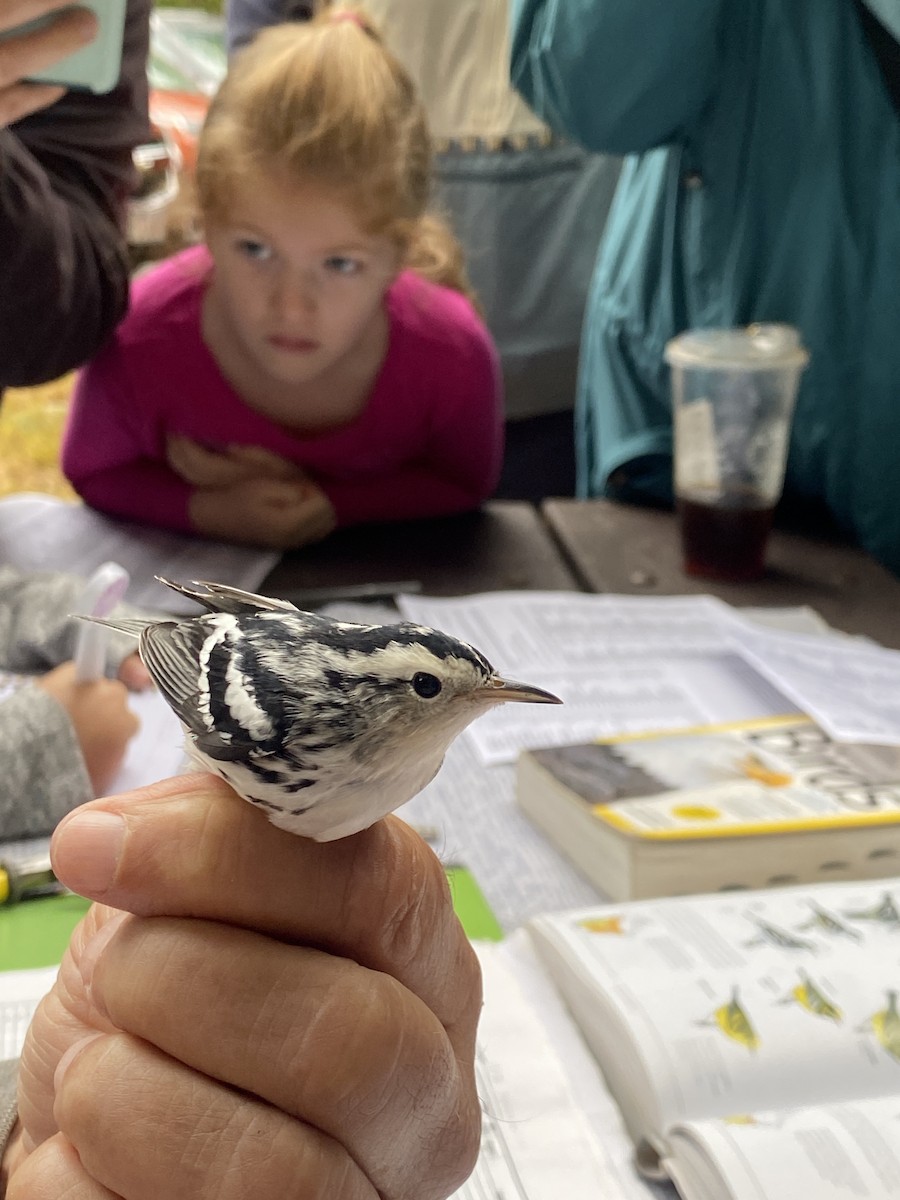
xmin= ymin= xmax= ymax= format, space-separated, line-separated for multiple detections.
xmin=149 ymin=87 xmax=210 ymax=175
xmin=129 ymin=8 xmax=226 ymax=252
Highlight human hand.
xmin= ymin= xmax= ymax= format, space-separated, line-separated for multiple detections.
xmin=0 ymin=0 xmax=98 ymax=126
xmin=5 ymin=775 xmax=482 ymax=1199
xmin=166 ymin=433 xmax=308 ymax=488
xmin=117 ymin=651 xmax=153 ymax=692
xmin=36 ymin=662 xmax=139 ymax=794
xmin=189 ymin=475 xmax=338 ymax=549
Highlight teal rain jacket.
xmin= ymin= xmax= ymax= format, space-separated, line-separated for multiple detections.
xmin=510 ymin=0 xmax=900 ymax=574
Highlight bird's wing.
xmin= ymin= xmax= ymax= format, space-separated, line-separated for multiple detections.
xmin=139 ymin=614 xmax=300 ymax=762
xmin=138 ymin=620 xmax=219 ymax=736
xmin=157 ymin=577 xmax=301 ymax=616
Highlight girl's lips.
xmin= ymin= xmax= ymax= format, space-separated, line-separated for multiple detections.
xmin=268 ymin=335 xmax=319 ymax=353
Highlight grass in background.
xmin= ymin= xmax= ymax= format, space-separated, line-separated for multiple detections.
xmin=0 ymin=378 xmax=77 ymax=499
xmin=157 ymin=0 xmax=223 ymax=11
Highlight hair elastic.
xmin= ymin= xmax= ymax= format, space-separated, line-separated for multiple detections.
xmin=329 ymin=9 xmax=365 ymax=27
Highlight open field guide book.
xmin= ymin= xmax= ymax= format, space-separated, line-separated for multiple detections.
xmin=516 ymin=715 xmax=900 ymax=900
xmin=523 ymin=874 xmax=900 ymax=1199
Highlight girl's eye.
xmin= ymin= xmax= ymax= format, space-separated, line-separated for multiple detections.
xmin=324 ymin=256 xmax=362 ymax=276
xmin=236 ymin=239 xmax=273 ymax=262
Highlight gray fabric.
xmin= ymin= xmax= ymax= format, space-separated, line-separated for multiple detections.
xmin=0 ymin=1059 xmax=17 ymax=1170
xmin=0 ymin=687 xmax=91 ymax=840
xmin=0 ymin=566 xmax=143 ymax=839
xmin=434 ymin=141 xmax=620 ymax=420
xmin=0 ymin=566 xmax=137 ymax=675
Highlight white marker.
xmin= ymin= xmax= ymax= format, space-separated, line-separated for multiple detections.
xmin=73 ymin=562 xmax=131 ymax=683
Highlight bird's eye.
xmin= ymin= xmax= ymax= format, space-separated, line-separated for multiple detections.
xmin=412 ymin=672 xmax=442 ymax=698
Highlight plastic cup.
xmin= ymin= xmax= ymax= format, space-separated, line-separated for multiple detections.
xmin=664 ymin=324 xmax=809 ymax=582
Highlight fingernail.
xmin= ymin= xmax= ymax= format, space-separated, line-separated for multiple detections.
xmin=51 ymin=811 xmax=126 ymax=897
xmin=54 ymin=1032 xmax=105 ymax=1093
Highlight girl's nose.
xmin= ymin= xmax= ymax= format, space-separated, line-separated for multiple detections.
xmin=274 ymin=271 xmax=317 ymax=319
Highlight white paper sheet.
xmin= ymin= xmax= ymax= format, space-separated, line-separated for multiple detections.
xmin=718 ymin=612 xmax=900 ymax=744
xmin=449 ymin=940 xmax=662 ymax=1200
xmin=113 ymin=687 xmax=187 ymax=793
xmin=399 ymin=592 xmax=900 ymax=753
xmin=0 ymin=492 xmax=278 ymax=613
xmin=0 ymin=966 xmax=58 ymax=1058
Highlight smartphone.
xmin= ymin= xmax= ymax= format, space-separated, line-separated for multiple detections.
xmin=0 ymin=0 xmax=126 ymax=94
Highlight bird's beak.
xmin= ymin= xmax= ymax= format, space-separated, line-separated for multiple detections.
xmin=479 ymin=675 xmax=563 ymax=705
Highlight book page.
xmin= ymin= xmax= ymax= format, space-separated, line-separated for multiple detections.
xmin=666 ymin=1096 xmax=900 ymax=1200
xmin=528 ymin=878 xmax=900 ymax=1148
xmin=449 ymin=940 xmax=665 ymax=1200
xmin=398 ymin=737 xmax=603 ymax=932
xmin=0 ymin=966 xmax=58 ymax=1058
xmin=113 ymin=686 xmax=187 ymax=793
xmin=0 ymin=492 xmax=278 ymax=613
xmin=720 ymin=611 xmax=900 ymax=745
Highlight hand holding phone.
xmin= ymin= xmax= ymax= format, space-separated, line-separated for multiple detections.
xmin=0 ymin=0 xmax=124 ymax=124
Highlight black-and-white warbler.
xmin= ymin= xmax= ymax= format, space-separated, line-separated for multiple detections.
xmin=91 ymin=578 xmax=561 ymax=840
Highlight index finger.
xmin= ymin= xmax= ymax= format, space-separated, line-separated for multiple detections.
xmin=0 ymin=3 xmax=96 ymax=83
xmin=49 ymin=775 xmax=482 ymax=1040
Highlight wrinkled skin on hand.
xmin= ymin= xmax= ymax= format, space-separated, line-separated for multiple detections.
xmin=3 ymin=775 xmax=482 ymax=1200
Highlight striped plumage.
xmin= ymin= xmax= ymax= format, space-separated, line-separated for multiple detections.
xmin=94 ymin=579 xmax=561 ymax=840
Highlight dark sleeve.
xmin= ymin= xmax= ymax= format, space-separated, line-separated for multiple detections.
xmin=0 ymin=0 xmax=152 ymax=388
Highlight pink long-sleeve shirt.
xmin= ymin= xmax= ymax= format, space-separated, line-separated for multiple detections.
xmin=62 ymin=245 xmax=503 ymax=532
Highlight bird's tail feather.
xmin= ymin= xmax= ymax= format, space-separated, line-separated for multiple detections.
xmin=156 ymin=577 xmax=299 ymax=615
xmin=76 ymin=615 xmax=150 ymax=638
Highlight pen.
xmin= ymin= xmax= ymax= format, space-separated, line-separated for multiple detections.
xmin=0 ymin=852 xmax=63 ymax=905
xmin=73 ymin=562 xmax=131 ymax=683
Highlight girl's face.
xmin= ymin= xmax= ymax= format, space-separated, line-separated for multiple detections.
xmin=204 ymin=174 xmax=400 ymax=397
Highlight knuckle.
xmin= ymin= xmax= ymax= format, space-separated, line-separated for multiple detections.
xmin=360 ymin=831 xmax=450 ymax=971
xmin=285 ymin=965 xmax=409 ymax=1108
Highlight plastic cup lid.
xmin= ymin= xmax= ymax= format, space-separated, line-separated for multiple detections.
xmin=664 ymin=324 xmax=810 ymax=370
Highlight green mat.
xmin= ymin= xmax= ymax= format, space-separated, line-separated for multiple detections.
xmin=0 ymin=893 xmax=92 ymax=972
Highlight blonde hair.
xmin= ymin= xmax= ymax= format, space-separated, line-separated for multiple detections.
xmin=196 ymin=5 xmax=477 ymax=305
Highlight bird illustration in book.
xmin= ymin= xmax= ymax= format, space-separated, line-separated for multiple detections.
xmin=860 ymin=990 xmax=900 ymax=1062
xmin=700 ymin=987 xmax=760 ymax=1051
xmin=88 ymin=578 xmax=561 ymax=841
xmin=845 ymin=892 xmax=900 ymax=930
xmin=798 ymin=903 xmax=862 ymax=941
xmin=745 ymin=918 xmax=817 ymax=953
xmin=779 ymin=972 xmax=843 ymax=1024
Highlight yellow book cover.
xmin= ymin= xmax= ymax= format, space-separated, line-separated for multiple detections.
xmin=516 ymin=716 xmax=900 ymax=900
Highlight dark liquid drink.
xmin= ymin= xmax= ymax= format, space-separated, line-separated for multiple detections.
xmin=677 ymin=491 xmax=774 ymax=581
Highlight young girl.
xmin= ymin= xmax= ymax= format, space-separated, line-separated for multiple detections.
xmin=61 ymin=6 xmax=503 ymax=550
